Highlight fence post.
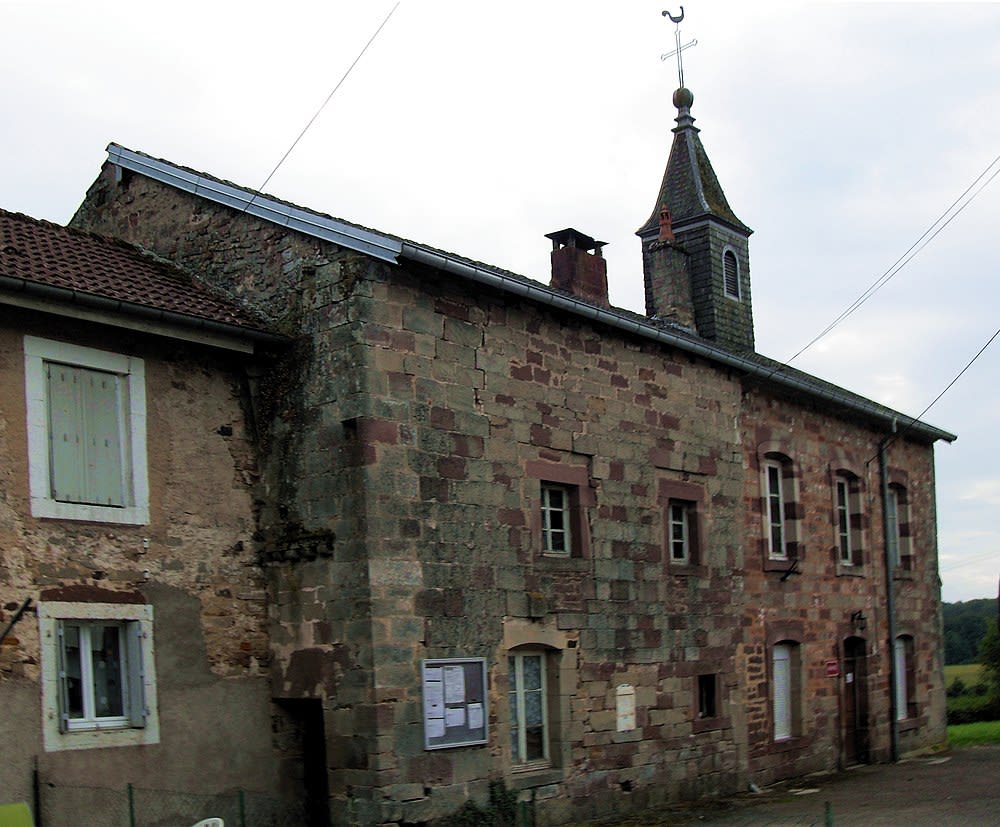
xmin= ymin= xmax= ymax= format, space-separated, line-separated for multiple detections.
xmin=127 ymin=783 xmax=136 ymax=827
xmin=825 ymin=800 xmax=834 ymax=826
xmin=32 ymin=756 xmax=43 ymax=827
xmin=239 ymin=788 xmax=246 ymax=827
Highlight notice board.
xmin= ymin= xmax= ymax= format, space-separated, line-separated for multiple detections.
xmin=421 ymin=658 xmax=488 ymax=750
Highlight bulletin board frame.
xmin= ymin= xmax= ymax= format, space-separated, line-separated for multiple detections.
xmin=421 ymin=657 xmax=488 ymax=750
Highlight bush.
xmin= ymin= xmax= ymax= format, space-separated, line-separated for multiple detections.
xmin=947 ymin=677 xmax=967 ymax=698
xmin=946 ymin=692 xmax=1000 ymax=725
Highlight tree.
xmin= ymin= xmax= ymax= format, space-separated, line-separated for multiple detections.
xmin=978 ymin=620 xmax=1000 ymax=692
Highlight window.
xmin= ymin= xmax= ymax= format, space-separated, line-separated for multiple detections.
xmin=764 ymin=457 xmax=799 ymax=561
xmin=723 ymin=248 xmax=740 ymax=299
xmin=508 ymin=650 xmax=549 ymax=765
xmin=894 ymin=635 xmax=917 ymax=721
xmin=540 ymin=483 xmax=571 ymax=556
xmin=24 ymin=337 xmax=149 ymax=524
xmin=834 ymin=472 xmax=864 ymax=567
xmin=772 ymin=641 xmax=801 ymax=741
xmin=697 ymin=674 xmax=717 ymax=719
xmin=526 ymin=461 xmax=594 ymax=561
xmin=668 ymin=500 xmax=694 ymax=563
xmin=887 ymin=484 xmax=912 ymax=571
xmin=39 ymin=602 xmax=159 ymax=752
xmin=658 ymin=479 xmax=705 ymax=571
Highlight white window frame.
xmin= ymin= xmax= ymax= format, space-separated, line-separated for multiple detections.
xmin=765 ymin=461 xmax=787 ymax=560
xmin=836 ymin=477 xmax=852 ymax=564
xmin=509 ymin=650 xmax=550 ymax=766
xmin=39 ymin=602 xmax=159 ymax=752
xmin=540 ymin=483 xmax=571 ymax=556
xmin=24 ymin=336 xmax=149 ymax=524
xmin=669 ymin=500 xmax=691 ymax=564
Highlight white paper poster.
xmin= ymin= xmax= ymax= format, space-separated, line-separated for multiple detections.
xmin=445 ymin=706 xmax=466 ymax=728
xmin=443 ymin=665 xmax=466 ymax=703
xmin=467 ymin=702 xmax=484 ymax=730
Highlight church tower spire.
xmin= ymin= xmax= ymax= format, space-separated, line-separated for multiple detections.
xmin=638 ymin=79 xmax=756 ymax=351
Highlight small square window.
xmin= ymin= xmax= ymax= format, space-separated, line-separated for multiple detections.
xmin=24 ymin=337 xmax=149 ymax=524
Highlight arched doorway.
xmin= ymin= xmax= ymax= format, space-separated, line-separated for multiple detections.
xmin=843 ymin=636 xmax=870 ymax=764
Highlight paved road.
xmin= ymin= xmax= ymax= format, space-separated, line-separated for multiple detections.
xmin=590 ymin=744 xmax=1000 ymax=826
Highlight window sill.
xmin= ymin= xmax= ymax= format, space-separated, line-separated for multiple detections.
xmin=898 ymin=717 xmax=920 ymax=733
xmin=668 ymin=563 xmax=708 ymax=577
xmin=763 ymin=556 xmax=799 ymax=574
xmin=892 ymin=568 xmax=915 ymax=581
xmin=509 ymin=766 xmax=563 ymax=790
xmin=692 ymin=715 xmax=730 ymax=734
xmin=537 ymin=555 xmax=589 ymax=573
xmin=32 ymin=497 xmax=149 ymax=526
xmin=836 ymin=563 xmax=865 ymax=578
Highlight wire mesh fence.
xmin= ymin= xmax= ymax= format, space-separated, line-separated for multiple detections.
xmin=37 ymin=779 xmax=306 ymax=827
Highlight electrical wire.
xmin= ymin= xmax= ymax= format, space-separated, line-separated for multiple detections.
xmin=784 ymin=154 xmax=1000 ymax=365
xmin=242 ymin=2 xmax=401 ymax=214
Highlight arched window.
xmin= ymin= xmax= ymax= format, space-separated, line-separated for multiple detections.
xmin=773 ymin=641 xmax=802 ymax=740
xmin=723 ymin=249 xmax=740 ymax=299
xmin=894 ymin=635 xmax=917 ymax=721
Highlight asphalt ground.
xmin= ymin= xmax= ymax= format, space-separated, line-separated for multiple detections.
xmin=585 ymin=744 xmax=1000 ymax=826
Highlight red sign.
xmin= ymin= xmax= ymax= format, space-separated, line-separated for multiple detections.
xmin=825 ymin=659 xmax=840 ymax=677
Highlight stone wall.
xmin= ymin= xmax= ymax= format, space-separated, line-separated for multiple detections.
xmin=0 ymin=306 xmax=292 ymax=819
xmin=71 ymin=163 xmax=947 ymax=825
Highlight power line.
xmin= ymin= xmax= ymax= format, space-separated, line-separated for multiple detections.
xmin=243 ymin=2 xmax=401 ymax=214
xmin=784 ymin=153 xmax=1000 ymax=365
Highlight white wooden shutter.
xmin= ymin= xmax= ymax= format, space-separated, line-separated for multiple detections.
xmin=56 ymin=622 xmax=71 ymax=733
xmin=47 ymin=364 xmax=86 ymax=502
xmin=773 ymin=644 xmax=792 ymax=740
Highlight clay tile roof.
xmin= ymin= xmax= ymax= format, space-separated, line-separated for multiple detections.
xmin=0 ymin=207 xmax=276 ymax=336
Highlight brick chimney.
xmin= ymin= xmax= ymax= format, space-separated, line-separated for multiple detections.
xmin=545 ymin=228 xmax=609 ymax=308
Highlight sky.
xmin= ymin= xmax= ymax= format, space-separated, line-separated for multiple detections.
xmin=2 ymin=1 xmax=998 ymax=602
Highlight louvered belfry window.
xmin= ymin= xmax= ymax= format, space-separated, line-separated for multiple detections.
xmin=47 ymin=362 xmax=127 ymax=507
xmin=723 ymin=250 xmax=740 ymax=298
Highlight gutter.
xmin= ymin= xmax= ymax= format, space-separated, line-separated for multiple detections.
xmin=0 ymin=274 xmax=288 ymax=350
xmin=401 ymin=243 xmax=956 ymax=444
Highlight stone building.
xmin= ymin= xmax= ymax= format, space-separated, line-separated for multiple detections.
xmin=1 ymin=84 xmax=953 ymax=826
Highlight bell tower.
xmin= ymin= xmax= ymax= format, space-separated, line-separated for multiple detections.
xmin=637 ymin=12 xmax=755 ymax=351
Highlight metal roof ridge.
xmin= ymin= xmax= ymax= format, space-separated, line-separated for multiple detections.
xmin=107 ymin=145 xmax=403 ymax=264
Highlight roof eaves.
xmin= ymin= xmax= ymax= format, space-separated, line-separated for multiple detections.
xmin=0 ymin=274 xmax=289 ymax=352
xmin=109 ymin=145 xmax=952 ymax=443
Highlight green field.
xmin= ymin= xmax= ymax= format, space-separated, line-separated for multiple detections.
xmin=945 ymin=663 xmax=984 ymax=687
xmin=948 ymin=720 xmax=1000 ymax=746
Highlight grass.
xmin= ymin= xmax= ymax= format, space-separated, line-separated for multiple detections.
xmin=947 ymin=720 xmax=1000 ymax=747
xmin=945 ymin=663 xmax=984 ymax=687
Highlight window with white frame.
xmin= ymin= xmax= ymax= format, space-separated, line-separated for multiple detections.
xmin=24 ymin=337 xmax=149 ymax=524
xmin=765 ymin=461 xmax=787 ymax=559
xmin=38 ymin=602 xmax=159 ymax=752
xmin=835 ymin=473 xmax=864 ymax=567
xmin=540 ymin=483 xmax=571 ymax=556
xmin=508 ymin=650 xmax=549 ymax=765
xmin=669 ymin=500 xmax=695 ymax=564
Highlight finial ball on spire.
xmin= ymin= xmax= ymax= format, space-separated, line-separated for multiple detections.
xmin=673 ymin=87 xmax=694 ymax=110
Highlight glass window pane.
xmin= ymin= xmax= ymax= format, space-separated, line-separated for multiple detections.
xmin=63 ymin=624 xmax=84 ymax=719
xmin=90 ymin=625 xmax=124 ymax=718
xmin=522 ymin=655 xmax=541 ymax=691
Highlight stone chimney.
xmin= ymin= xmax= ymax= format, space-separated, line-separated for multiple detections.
xmin=545 ymin=228 xmax=609 ymax=308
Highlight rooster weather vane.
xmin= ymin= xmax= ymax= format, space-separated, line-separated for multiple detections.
xmin=661 ymin=8 xmax=697 ymax=89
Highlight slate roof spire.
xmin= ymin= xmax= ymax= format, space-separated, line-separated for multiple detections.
xmin=638 ymin=87 xmax=756 ymax=352
xmin=638 ymin=87 xmax=751 ymax=239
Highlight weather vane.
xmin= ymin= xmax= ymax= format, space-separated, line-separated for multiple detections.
xmin=661 ymin=8 xmax=697 ymax=89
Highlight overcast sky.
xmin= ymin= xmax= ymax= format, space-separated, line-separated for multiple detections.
xmin=2 ymin=1 xmax=998 ymax=602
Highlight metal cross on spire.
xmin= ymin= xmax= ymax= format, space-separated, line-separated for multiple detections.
xmin=661 ymin=8 xmax=697 ymax=89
